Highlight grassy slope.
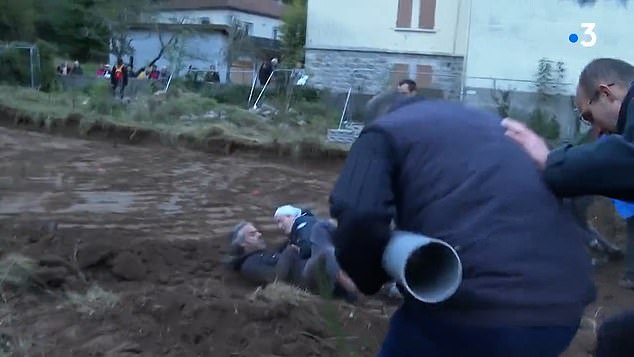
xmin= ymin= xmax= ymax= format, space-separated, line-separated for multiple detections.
xmin=0 ymin=85 xmax=349 ymax=153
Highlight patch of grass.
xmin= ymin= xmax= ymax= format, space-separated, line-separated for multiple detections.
xmin=0 ymin=254 xmax=37 ymax=290
xmin=248 ymin=281 xmax=313 ymax=306
xmin=0 ymin=84 xmax=349 ymax=153
xmin=66 ymin=284 xmax=119 ymax=317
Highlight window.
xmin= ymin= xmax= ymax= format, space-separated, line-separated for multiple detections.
xmin=396 ymin=0 xmax=413 ymax=28
xmin=395 ymin=0 xmax=436 ymax=30
xmin=200 ymin=17 xmax=210 ymax=24
xmin=419 ymin=0 xmax=436 ymax=30
xmin=415 ymin=64 xmax=433 ymax=87
xmin=391 ymin=63 xmax=410 ymax=85
xmin=241 ymin=22 xmax=254 ymax=35
xmin=273 ymin=27 xmax=280 ymax=40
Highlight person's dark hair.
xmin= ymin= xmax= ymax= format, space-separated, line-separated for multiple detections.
xmin=579 ymin=58 xmax=634 ymax=98
xmin=116 ymin=58 xmax=124 ymax=66
xmin=398 ymin=79 xmax=417 ymax=92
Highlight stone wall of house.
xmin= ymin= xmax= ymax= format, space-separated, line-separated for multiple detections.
xmin=304 ymin=48 xmax=464 ymax=99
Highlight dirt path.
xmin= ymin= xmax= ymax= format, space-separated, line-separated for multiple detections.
xmin=0 ymin=126 xmax=632 ymax=356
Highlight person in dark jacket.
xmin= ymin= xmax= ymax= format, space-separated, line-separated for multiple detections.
xmin=273 ymin=205 xmax=359 ymax=300
xmin=258 ymin=59 xmax=274 ymax=86
xmin=502 ymin=58 xmax=634 ymax=357
xmin=273 ymin=205 xmax=317 ymax=260
xmin=225 ymin=221 xmax=298 ymax=285
xmin=502 ymin=58 xmax=634 ymax=201
xmin=226 ymin=219 xmax=358 ymax=301
xmin=329 ymin=96 xmax=596 ymax=356
xmin=110 ymin=58 xmax=128 ymax=100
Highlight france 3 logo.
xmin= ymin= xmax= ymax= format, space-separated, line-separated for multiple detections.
xmin=568 ymin=23 xmax=597 ymax=47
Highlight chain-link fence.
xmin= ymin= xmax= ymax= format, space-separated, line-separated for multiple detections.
xmin=462 ymin=76 xmax=580 ymax=141
xmin=0 ymin=42 xmax=41 ymax=89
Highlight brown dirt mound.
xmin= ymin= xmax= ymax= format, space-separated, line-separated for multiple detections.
xmin=0 ymin=223 xmax=387 ymax=357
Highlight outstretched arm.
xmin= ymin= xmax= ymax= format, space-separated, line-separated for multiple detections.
xmin=544 ymin=135 xmax=634 ymax=201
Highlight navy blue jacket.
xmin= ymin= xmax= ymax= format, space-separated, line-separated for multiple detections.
xmin=279 ymin=209 xmax=316 ymax=259
xmin=329 ymin=100 xmax=595 ymax=327
xmin=544 ymin=83 xmax=634 ymax=200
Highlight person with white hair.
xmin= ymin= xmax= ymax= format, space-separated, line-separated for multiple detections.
xmin=273 ymin=205 xmax=359 ymax=301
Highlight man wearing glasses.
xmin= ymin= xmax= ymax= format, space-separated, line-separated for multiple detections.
xmin=502 ymin=58 xmax=634 ymax=357
xmin=502 ymin=58 xmax=633 ymax=199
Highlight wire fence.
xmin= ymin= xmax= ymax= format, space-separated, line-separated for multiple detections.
xmin=0 ymin=42 xmax=41 ymax=89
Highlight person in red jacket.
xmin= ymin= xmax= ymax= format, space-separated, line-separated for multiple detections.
xmin=110 ymin=58 xmax=128 ymax=99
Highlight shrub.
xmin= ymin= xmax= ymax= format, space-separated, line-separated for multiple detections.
xmin=528 ymin=108 xmax=560 ymax=141
xmin=201 ymin=84 xmax=252 ymax=105
xmin=0 ymin=49 xmax=29 ymax=86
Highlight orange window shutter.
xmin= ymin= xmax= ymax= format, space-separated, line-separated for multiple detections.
xmin=396 ymin=0 xmax=413 ymax=28
xmin=415 ymin=64 xmax=433 ymax=87
xmin=419 ymin=0 xmax=436 ymax=29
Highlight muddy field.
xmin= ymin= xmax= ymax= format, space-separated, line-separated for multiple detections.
xmin=0 ymin=126 xmax=632 ymax=356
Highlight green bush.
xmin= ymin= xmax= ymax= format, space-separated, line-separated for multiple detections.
xmin=528 ymin=108 xmax=560 ymax=141
xmin=0 ymin=49 xmax=30 ymax=86
xmin=87 ymin=80 xmax=114 ymax=114
xmin=36 ymin=40 xmax=59 ymax=92
xmin=292 ymin=86 xmax=321 ymax=102
xmin=201 ymin=84 xmax=252 ymax=105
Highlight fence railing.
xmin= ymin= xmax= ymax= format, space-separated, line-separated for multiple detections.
xmin=0 ymin=42 xmax=41 ymax=89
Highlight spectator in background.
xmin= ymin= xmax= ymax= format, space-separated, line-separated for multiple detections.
xmin=397 ymin=79 xmax=417 ymax=97
xmin=204 ymin=65 xmax=220 ymax=83
xmin=56 ymin=62 xmax=69 ymax=75
xmin=110 ymin=58 xmax=128 ymax=99
xmin=160 ymin=66 xmax=171 ymax=81
xmin=96 ymin=64 xmax=111 ymax=78
xmin=258 ymin=58 xmax=274 ymax=86
xmin=502 ymin=57 xmax=634 ymax=357
xmin=148 ymin=65 xmax=160 ymax=80
xmin=69 ymin=60 xmax=82 ymax=75
xmin=136 ymin=67 xmax=147 ymax=80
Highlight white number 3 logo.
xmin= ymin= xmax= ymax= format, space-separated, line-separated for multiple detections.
xmin=580 ymin=23 xmax=597 ymax=47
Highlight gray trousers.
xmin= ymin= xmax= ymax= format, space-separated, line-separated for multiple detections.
xmin=275 ymin=220 xmax=342 ymax=293
xmin=625 ymin=217 xmax=634 ymax=280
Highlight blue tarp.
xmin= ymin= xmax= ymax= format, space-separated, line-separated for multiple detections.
xmin=595 ymin=135 xmax=634 ymax=218
xmin=613 ymin=199 xmax=634 ymax=219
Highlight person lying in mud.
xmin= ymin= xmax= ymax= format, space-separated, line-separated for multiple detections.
xmin=225 ymin=216 xmax=358 ymax=302
xmin=272 ymin=205 xmax=358 ymax=301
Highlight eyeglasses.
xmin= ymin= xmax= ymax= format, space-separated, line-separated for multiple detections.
xmin=578 ymin=83 xmax=615 ymax=125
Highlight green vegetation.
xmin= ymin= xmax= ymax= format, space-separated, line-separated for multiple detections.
xmin=0 ymin=83 xmax=346 ymax=152
xmin=492 ymin=58 xmax=565 ymax=144
xmin=280 ymin=0 xmax=308 ymax=65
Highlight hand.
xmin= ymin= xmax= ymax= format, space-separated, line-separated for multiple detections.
xmin=501 ymin=118 xmax=551 ymax=169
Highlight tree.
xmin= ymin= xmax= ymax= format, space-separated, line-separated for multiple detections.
xmin=223 ymin=19 xmax=254 ymax=82
xmin=280 ymin=0 xmax=307 ymax=65
xmin=0 ymin=0 xmax=37 ymax=42
xmin=34 ymin=0 xmax=110 ymax=61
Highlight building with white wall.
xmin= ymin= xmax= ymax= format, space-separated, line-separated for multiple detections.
xmin=460 ymin=0 xmax=634 ymax=139
xmin=464 ymin=0 xmax=634 ymax=94
xmin=304 ymin=0 xmax=471 ymax=97
xmin=110 ymin=0 xmax=284 ymax=83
